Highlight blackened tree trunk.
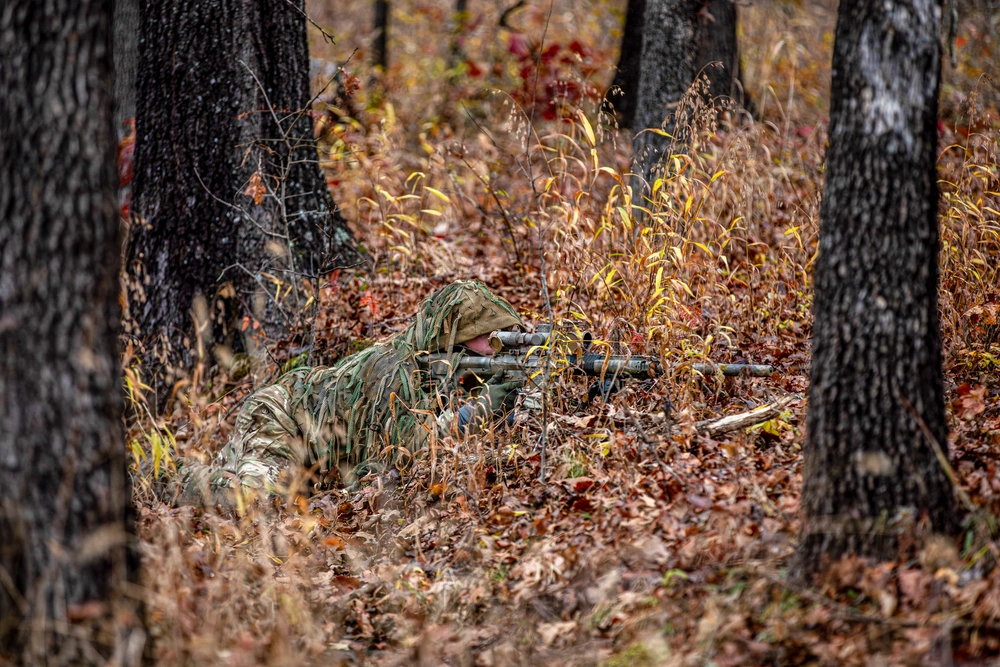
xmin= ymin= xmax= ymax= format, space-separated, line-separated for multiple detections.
xmin=128 ymin=0 xmax=361 ymax=408
xmin=447 ymin=0 xmax=469 ymax=73
xmin=605 ymin=0 xmax=646 ymax=129
xmin=631 ymin=0 xmax=749 ymax=185
xmin=0 ymin=1 xmax=143 ymax=662
xmin=798 ymin=0 xmax=956 ymax=574
xmin=373 ymin=0 xmax=389 ymax=72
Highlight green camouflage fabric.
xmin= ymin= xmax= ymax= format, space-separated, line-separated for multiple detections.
xmin=171 ymin=280 xmax=523 ymax=509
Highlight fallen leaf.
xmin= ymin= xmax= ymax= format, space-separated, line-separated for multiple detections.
xmin=245 ymin=171 xmax=266 ymax=205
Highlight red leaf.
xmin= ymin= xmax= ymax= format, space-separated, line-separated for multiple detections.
xmin=508 ymin=34 xmax=531 ymax=58
xmin=572 ymin=496 xmax=594 ymax=512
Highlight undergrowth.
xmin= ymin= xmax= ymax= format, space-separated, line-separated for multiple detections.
xmin=126 ymin=1 xmax=1000 ymax=664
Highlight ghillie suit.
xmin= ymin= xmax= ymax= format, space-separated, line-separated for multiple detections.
xmin=169 ymin=281 xmax=523 ymax=508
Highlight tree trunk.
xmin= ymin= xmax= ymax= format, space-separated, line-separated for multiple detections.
xmin=374 ymin=0 xmax=389 ymax=72
xmin=127 ymin=0 xmax=361 ymax=409
xmin=798 ymin=0 xmax=956 ymax=574
xmin=113 ymin=0 xmax=138 ymax=130
xmin=631 ymin=0 xmax=749 ymax=187
xmin=448 ymin=0 xmax=469 ymax=73
xmin=605 ymin=0 xmax=646 ymax=129
xmin=0 ymin=1 xmax=143 ymax=662
xmin=695 ymin=0 xmax=753 ymax=114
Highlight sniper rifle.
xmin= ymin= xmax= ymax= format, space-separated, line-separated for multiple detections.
xmin=418 ymin=325 xmax=774 ymax=389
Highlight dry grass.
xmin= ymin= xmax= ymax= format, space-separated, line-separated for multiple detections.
xmin=127 ymin=0 xmax=1000 ymax=664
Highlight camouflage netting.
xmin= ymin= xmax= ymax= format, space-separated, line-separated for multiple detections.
xmin=172 ymin=280 xmax=523 ymax=508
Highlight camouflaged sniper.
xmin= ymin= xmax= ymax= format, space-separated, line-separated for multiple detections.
xmin=172 ymin=280 xmax=523 ymax=508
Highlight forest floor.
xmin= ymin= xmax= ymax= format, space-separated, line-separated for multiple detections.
xmin=127 ymin=1 xmax=1000 ymax=664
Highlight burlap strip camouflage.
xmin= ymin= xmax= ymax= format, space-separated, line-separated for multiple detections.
xmin=170 ymin=280 xmax=523 ymax=508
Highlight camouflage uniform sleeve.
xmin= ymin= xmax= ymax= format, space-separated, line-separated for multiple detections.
xmin=169 ymin=378 xmax=308 ymax=508
xmin=170 ymin=457 xmax=241 ymax=510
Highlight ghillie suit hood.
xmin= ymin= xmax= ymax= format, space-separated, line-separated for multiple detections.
xmin=274 ymin=280 xmax=523 ymax=472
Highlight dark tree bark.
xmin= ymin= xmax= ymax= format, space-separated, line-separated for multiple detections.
xmin=630 ymin=0 xmax=749 ymax=184
xmin=373 ymin=0 xmax=389 ymax=72
xmin=113 ymin=0 xmax=138 ymax=130
xmin=605 ymin=0 xmax=646 ymax=129
xmin=695 ymin=0 xmax=753 ymax=113
xmin=447 ymin=0 xmax=470 ymax=73
xmin=0 ymin=1 xmax=143 ymax=662
xmin=798 ymin=0 xmax=957 ymax=574
xmin=128 ymin=0 xmax=361 ymax=407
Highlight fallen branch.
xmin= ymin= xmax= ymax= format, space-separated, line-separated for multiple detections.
xmin=692 ymin=395 xmax=798 ymax=438
xmin=553 ymin=395 xmax=799 ymax=439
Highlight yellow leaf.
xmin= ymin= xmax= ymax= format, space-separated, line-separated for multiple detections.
xmin=647 ymin=296 xmax=666 ymax=318
xmin=672 ymin=279 xmax=695 ymax=298
xmin=692 ymin=242 xmax=712 ymax=257
xmin=598 ymin=166 xmax=620 ymax=183
xmin=424 ymin=187 xmax=451 ymax=204
xmin=586 ymin=263 xmax=612 ymax=288
xmin=577 ymin=110 xmax=596 ymax=147
xmin=710 ymin=169 xmax=726 ymax=183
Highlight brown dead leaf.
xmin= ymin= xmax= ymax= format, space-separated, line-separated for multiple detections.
xmin=876 ymin=589 xmax=897 ymax=617
xmin=353 ymin=598 xmax=374 ymax=637
xmin=67 ymin=600 xmax=105 ymax=622
xmin=687 ymin=493 xmax=712 ymax=510
xmin=964 ymin=302 xmax=999 ymax=326
xmin=245 ymin=171 xmax=266 ymax=205
xmin=629 ymin=535 xmax=670 ymax=565
xmin=332 ymin=575 xmax=361 ymax=592
xmin=562 ymin=476 xmax=595 ymax=493
xmin=934 ymin=567 xmax=959 ymax=586
xmin=537 ymin=620 xmax=577 ymax=647
xmin=558 ymin=414 xmax=598 ymax=428
xmin=695 ymin=599 xmax=721 ymax=644
xmin=957 ymin=385 xmax=987 ymax=420
xmin=897 ymin=568 xmax=930 ymax=607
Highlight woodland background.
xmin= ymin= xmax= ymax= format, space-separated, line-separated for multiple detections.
xmin=3 ymin=0 xmax=1000 ymax=664
xmin=121 ymin=0 xmax=1000 ymax=663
